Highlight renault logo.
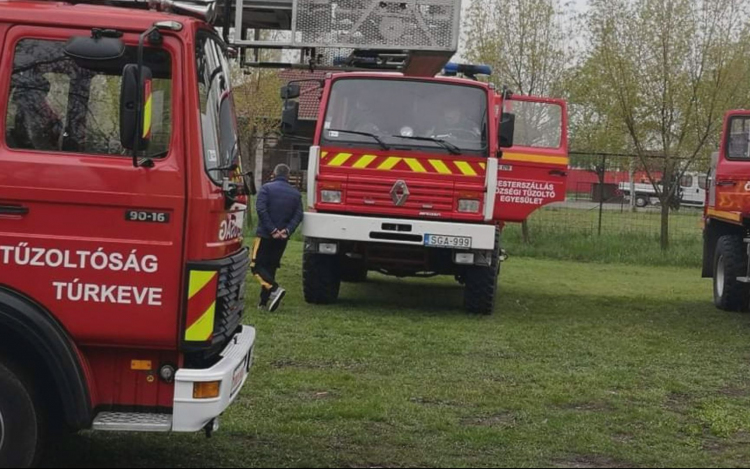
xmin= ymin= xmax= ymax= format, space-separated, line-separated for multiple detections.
xmin=390 ymin=180 xmax=410 ymax=206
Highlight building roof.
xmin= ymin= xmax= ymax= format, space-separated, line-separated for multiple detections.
xmin=278 ymin=70 xmax=326 ymax=120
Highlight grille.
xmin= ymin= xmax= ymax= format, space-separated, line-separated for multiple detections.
xmin=211 ymin=248 xmax=250 ymax=350
xmin=295 ymin=0 xmax=460 ymax=51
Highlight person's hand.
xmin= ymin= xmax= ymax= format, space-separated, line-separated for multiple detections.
xmin=280 ymin=229 xmax=290 ymax=240
xmin=271 ymin=229 xmax=283 ymax=239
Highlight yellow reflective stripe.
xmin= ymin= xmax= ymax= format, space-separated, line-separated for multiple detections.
xmin=479 ymin=163 xmax=486 ymax=170
xmin=404 ymin=158 xmax=427 ymax=173
xmin=455 ymin=161 xmax=477 ymax=176
xmin=321 ymin=151 xmax=328 ymax=158
xmin=707 ymin=208 xmax=742 ymax=223
xmin=188 ymin=271 xmax=217 ymax=299
xmin=142 ymin=95 xmax=153 ymax=138
xmin=353 ymin=154 xmax=378 ymax=169
xmin=503 ymin=153 xmax=569 ymax=166
xmin=185 ymin=301 xmax=216 ymax=341
xmin=429 ymin=160 xmax=452 ymax=174
xmin=378 ymin=157 xmax=401 ymax=170
xmin=328 ymin=153 xmax=353 ymax=166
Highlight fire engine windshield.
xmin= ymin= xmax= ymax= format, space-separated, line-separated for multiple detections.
xmin=197 ymin=33 xmax=241 ymax=184
xmin=4 ymin=39 xmax=172 ymax=157
xmin=322 ymin=78 xmax=489 ymax=156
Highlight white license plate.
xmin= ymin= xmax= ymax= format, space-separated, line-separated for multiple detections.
xmin=424 ymin=234 xmax=472 ymax=249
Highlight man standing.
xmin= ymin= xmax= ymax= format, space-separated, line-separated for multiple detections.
xmin=252 ymin=164 xmax=303 ymax=312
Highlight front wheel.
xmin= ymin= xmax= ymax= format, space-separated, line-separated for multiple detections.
xmin=0 ymin=359 xmax=43 ymax=468
xmin=714 ymin=235 xmax=750 ymax=312
xmin=635 ymin=195 xmax=649 ymax=208
xmin=303 ymin=252 xmax=342 ymax=304
xmin=464 ymin=230 xmax=501 ymax=315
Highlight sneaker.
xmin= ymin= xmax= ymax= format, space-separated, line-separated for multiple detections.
xmin=267 ymin=287 xmax=286 ymax=312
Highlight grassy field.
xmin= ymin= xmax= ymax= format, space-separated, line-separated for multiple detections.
xmin=503 ymin=206 xmax=704 ymax=268
xmin=46 ymin=242 xmax=750 ymax=468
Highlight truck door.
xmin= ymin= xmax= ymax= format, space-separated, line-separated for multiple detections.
xmin=678 ymin=172 xmax=704 ymax=206
xmin=709 ymin=112 xmax=750 ymax=221
xmin=0 ymin=27 xmax=186 ymax=347
xmin=493 ymin=96 xmax=568 ymax=222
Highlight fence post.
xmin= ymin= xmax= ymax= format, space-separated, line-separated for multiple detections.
xmin=598 ymin=153 xmax=606 ymax=236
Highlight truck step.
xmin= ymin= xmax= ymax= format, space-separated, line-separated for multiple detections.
xmin=737 ymin=277 xmax=750 ymax=283
xmin=92 ymin=412 xmax=172 ymax=432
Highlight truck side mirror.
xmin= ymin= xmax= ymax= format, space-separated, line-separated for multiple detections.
xmin=499 ymin=112 xmax=515 ymax=148
xmin=280 ymin=84 xmax=301 ymax=99
xmin=281 ymin=100 xmax=300 ymax=134
xmin=120 ymin=64 xmax=153 ymax=152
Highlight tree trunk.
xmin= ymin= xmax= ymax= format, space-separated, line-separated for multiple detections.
xmin=659 ymin=167 xmax=672 ymax=251
xmin=660 ymin=199 xmax=670 ymax=250
xmin=629 ymin=159 xmax=636 ymax=213
xmin=522 ymin=220 xmax=530 ymax=244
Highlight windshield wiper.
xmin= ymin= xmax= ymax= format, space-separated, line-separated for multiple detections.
xmin=390 ymin=135 xmax=462 ymax=155
xmin=328 ymin=129 xmax=390 ymax=151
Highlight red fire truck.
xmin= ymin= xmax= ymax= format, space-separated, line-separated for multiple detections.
xmin=703 ymin=110 xmax=750 ymax=311
xmin=284 ymin=68 xmax=569 ymax=314
xmin=0 ymin=0 xmax=257 ymax=465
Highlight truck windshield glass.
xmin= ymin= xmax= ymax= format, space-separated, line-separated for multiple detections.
xmin=728 ymin=116 xmax=750 ymax=160
xmin=322 ymin=79 xmax=488 ymax=156
xmin=5 ymin=39 xmax=171 ymax=157
xmin=506 ymin=100 xmax=562 ymax=149
xmin=197 ymin=34 xmax=241 ymax=184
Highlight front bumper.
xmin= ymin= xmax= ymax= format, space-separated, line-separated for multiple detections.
xmin=172 ymin=325 xmax=256 ymax=432
xmin=303 ymin=212 xmax=497 ymax=251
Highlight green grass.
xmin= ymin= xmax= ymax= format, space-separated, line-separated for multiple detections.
xmin=47 ymin=242 xmax=750 ymax=468
xmin=503 ymin=206 xmax=704 ymax=268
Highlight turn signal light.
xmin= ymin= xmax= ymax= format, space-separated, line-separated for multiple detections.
xmin=193 ymin=381 xmax=221 ymax=399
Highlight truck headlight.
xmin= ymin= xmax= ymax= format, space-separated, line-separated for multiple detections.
xmin=321 ymin=190 xmax=342 ymax=204
xmin=458 ymin=199 xmax=481 ymax=213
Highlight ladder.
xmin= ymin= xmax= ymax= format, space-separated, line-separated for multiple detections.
xmin=221 ymin=0 xmax=461 ymax=75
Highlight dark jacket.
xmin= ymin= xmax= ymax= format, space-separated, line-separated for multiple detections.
xmin=256 ymin=176 xmax=304 ymax=238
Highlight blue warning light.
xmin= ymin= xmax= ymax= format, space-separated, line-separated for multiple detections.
xmin=443 ymin=62 xmax=493 ymax=78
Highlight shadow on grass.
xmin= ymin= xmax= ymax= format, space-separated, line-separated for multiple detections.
xmin=337 ymin=276 xmax=467 ymax=316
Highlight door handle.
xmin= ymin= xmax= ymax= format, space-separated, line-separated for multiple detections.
xmin=0 ymin=205 xmax=29 ymax=216
xmin=716 ymin=180 xmax=737 ymax=187
xmin=549 ymin=170 xmax=567 ymax=177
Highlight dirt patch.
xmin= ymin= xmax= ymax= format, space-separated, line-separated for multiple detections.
xmin=298 ymin=391 xmax=338 ymax=401
xmin=409 ymin=397 xmax=463 ymax=408
xmin=718 ymin=384 xmax=750 ymax=398
xmin=559 ymin=401 xmax=615 ymax=413
xmin=461 ymin=412 xmax=517 ymax=428
xmin=664 ymin=391 xmax=692 ymax=413
xmin=553 ymin=455 xmax=634 ymax=468
xmin=270 ymin=358 xmax=364 ymax=371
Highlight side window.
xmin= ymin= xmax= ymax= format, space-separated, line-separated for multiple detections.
xmin=699 ymin=175 xmax=708 ymax=190
xmin=680 ymin=175 xmax=693 ymax=188
xmin=727 ymin=116 xmax=750 ymax=160
xmin=5 ymin=38 xmax=172 ymax=157
xmin=197 ymin=33 xmax=241 ymax=184
xmin=507 ymin=100 xmax=562 ymax=149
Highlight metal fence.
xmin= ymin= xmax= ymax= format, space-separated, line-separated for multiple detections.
xmin=522 ymin=152 xmax=709 ymax=242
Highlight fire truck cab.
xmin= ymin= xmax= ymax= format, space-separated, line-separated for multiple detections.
xmin=0 ymin=0 xmax=257 ymax=465
xmin=703 ymin=110 xmax=750 ymax=311
xmin=288 ymin=69 xmax=568 ymax=314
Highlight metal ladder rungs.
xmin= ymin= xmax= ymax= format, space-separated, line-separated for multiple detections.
xmin=92 ymin=412 xmax=172 ymax=432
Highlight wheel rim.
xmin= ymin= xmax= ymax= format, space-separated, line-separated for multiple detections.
xmin=0 ymin=407 xmax=5 ymax=452
xmin=717 ymin=255 xmax=726 ymax=299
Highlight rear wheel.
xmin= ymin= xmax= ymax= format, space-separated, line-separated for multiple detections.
xmin=714 ymin=235 xmax=750 ymax=312
xmin=303 ymin=252 xmax=341 ymax=304
xmin=635 ymin=195 xmax=649 ymax=208
xmin=0 ymin=358 xmax=43 ymax=468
